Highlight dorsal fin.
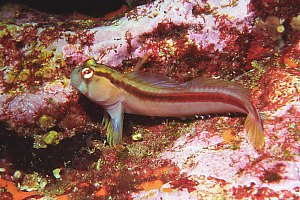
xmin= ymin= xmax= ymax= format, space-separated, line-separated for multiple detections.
xmin=123 ymin=71 xmax=183 ymax=91
xmin=183 ymin=77 xmax=250 ymax=97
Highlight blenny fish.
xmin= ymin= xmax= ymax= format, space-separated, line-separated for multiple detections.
xmin=70 ymin=59 xmax=264 ymax=149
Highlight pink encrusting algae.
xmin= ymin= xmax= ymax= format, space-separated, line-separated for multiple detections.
xmin=0 ymin=0 xmax=300 ymax=199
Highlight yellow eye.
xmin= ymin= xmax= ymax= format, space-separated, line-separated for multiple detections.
xmin=81 ymin=67 xmax=94 ymax=80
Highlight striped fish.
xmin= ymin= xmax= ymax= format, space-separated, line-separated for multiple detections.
xmin=70 ymin=59 xmax=264 ymax=149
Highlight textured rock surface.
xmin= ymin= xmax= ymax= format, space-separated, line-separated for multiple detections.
xmin=0 ymin=0 xmax=257 ymax=140
xmin=0 ymin=0 xmax=299 ymax=199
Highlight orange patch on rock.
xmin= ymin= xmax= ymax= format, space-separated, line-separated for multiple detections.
xmin=56 ymin=194 xmax=70 ymax=200
xmin=283 ymin=56 xmax=299 ymax=68
xmin=142 ymin=168 xmax=153 ymax=178
xmin=0 ymin=178 xmax=39 ymax=199
xmin=79 ymin=182 xmax=90 ymax=188
xmin=222 ymin=130 xmax=236 ymax=144
xmin=137 ymin=180 xmax=164 ymax=191
xmin=95 ymin=187 xmax=108 ymax=197
xmin=162 ymin=187 xmax=174 ymax=193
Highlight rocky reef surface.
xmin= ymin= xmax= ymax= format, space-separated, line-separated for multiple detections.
xmin=0 ymin=0 xmax=299 ymax=199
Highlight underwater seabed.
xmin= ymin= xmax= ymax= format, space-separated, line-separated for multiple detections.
xmin=0 ymin=0 xmax=299 ymax=199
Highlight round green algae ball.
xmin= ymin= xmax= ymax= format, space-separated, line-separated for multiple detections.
xmin=277 ymin=25 xmax=285 ymax=33
xmin=53 ymin=168 xmax=61 ymax=179
xmin=132 ymin=132 xmax=143 ymax=141
xmin=44 ymin=130 xmax=60 ymax=145
xmin=13 ymin=170 xmax=22 ymax=180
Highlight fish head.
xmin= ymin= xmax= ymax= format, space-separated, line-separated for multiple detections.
xmin=70 ymin=59 xmax=121 ymax=105
xmin=70 ymin=66 xmax=91 ymax=96
xmin=70 ymin=59 xmax=99 ymax=94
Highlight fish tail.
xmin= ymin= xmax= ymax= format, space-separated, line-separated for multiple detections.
xmin=244 ymin=113 xmax=264 ymax=150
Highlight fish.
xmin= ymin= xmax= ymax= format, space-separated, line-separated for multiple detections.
xmin=70 ymin=58 xmax=265 ymax=149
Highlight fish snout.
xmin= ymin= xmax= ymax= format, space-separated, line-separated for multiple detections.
xmin=70 ymin=68 xmax=82 ymax=89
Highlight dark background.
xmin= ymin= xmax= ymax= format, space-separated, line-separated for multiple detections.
xmin=0 ymin=0 xmax=132 ymax=17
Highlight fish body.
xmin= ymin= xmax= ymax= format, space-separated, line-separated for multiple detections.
xmin=70 ymin=59 xmax=264 ymax=149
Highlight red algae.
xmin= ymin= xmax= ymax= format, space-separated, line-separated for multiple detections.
xmin=251 ymin=0 xmax=299 ymax=19
xmin=170 ymin=177 xmax=198 ymax=193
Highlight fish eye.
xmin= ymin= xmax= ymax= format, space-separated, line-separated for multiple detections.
xmin=81 ymin=67 xmax=94 ymax=80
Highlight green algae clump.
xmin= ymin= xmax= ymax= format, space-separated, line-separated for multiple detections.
xmin=52 ymin=168 xmax=61 ymax=179
xmin=127 ymin=143 xmax=149 ymax=160
xmin=131 ymin=127 xmax=144 ymax=141
xmin=44 ymin=130 xmax=60 ymax=145
xmin=20 ymin=172 xmax=47 ymax=192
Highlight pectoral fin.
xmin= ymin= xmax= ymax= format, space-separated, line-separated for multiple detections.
xmin=102 ymin=102 xmax=124 ymax=147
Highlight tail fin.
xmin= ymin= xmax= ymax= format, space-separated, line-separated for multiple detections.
xmin=244 ymin=114 xmax=264 ymax=149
